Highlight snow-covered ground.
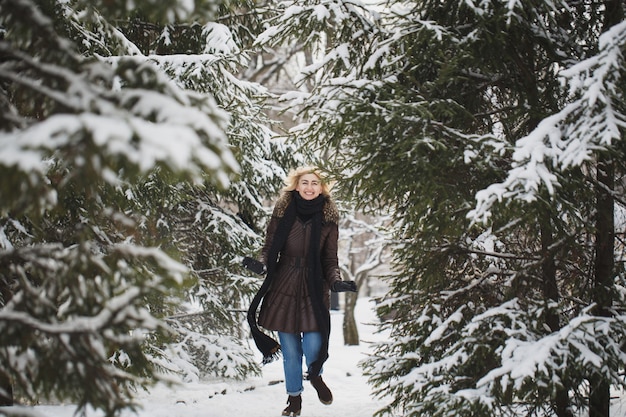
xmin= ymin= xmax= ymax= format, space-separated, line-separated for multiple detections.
xmin=33 ymin=298 xmax=390 ymax=417
xmin=24 ymin=297 xmax=626 ymax=417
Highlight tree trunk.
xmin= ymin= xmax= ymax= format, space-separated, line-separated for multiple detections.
xmin=540 ymin=218 xmax=573 ymax=417
xmin=588 ymin=1 xmax=622 ymax=415
xmin=343 ymin=291 xmax=359 ymax=345
xmin=589 ymin=154 xmax=614 ymax=417
xmin=0 ymin=273 xmax=14 ymax=406
xmin=0 ymin=374 xmax=12 ymax=406
xmin=342 ymin=243 xmax=362 ymax=346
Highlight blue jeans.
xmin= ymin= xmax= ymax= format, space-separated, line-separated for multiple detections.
xmin=278 ymin=331 xmax=323 ymax=396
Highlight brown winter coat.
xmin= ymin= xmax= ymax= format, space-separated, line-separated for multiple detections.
xmin=258 ymin=192 xmax=341 ymax=333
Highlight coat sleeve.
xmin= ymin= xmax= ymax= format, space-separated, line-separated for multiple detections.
xmin=321 ymin=222 xmax=342 ymax=287
xmin=260 ymin=215 xmax=279 ymax=265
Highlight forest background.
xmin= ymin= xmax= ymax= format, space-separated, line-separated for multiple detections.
xmin=1 ymin=1 xmax=626 ymax=417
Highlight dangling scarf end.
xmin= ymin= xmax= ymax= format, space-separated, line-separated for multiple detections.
xmin=261 ymin=346 xmax=281 ymax=365
xmin=250 ymin=325 xmax=281 ymax=365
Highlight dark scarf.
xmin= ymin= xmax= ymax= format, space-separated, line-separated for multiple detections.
xmin=247 ymin=191 xmax=330 ymax=377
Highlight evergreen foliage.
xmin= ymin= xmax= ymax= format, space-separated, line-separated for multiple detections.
xmin=0 ymin=0 xmax=298 ymax=414
xmin=258 ymin=0 xmax=626 ymax=416
xmin=3 ymin=0 xmax=625 ymax=416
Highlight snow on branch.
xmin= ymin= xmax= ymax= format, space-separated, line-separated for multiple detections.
xmin=0 ymin=286 xmax=153 ymax=334
xmin=456 ymin=300 xmax=626 ymax=402
xmin=469 ymin=21 xmax=626 ymax=223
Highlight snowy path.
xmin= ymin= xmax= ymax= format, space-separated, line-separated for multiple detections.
xmin=28 ymin=296 xmax=626 ymax=417
xmin=35 ymin=298 xmax=390 ymax=417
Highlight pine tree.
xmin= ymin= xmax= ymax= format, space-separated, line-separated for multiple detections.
xmin=97 ymin=0 xmax=299 ymax=382
xmin=257 ymin=0 xmax=626 ymax=416
xmin=0 ymin=0 xmax=297 ymax=414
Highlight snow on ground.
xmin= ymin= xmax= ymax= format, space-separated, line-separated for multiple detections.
xmin=34 ymin=297 xmax=390 ymax=417
xmin=26 ymin=297 xmax=626 ymax=417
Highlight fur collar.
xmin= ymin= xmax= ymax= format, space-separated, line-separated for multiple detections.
xmin=273 ymin=191 xmax=339 ymax=224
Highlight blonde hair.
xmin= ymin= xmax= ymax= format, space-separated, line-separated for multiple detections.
xmin=282 ymin=166 xmax=333 ymax=196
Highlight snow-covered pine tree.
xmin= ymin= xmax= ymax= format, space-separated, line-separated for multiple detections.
xmin=256 ymin=0 xmax=626 ymax=417
xmin=95 ymin=1 xmax=300 ymax=382
xmin=0 ymin=0 xmax=297 ymax=414
xmin=468 ymin=3 xmax=626 ymax=416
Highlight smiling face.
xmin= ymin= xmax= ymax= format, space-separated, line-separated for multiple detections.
xmin=296 ymin=173 xmax=323 ymax=200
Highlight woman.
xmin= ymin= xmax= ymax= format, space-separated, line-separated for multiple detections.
xmin=246 ymin=166 xmax=356 ymax=417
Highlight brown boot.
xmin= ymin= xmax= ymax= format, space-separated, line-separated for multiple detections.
xmin=281 ymin=395 xmax=301 ymax=416
xmin=310 ymin=375 xmax=333 ymax=405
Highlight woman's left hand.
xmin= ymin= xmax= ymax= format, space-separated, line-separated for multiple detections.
xmin=331 ymin=280 xmax=357 ymax=292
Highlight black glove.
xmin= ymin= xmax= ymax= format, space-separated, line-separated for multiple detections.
xmin=331 ymin=280 xmax=357 ymax=292
xmin=242 ymin=256 xmax=266 ymax=275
